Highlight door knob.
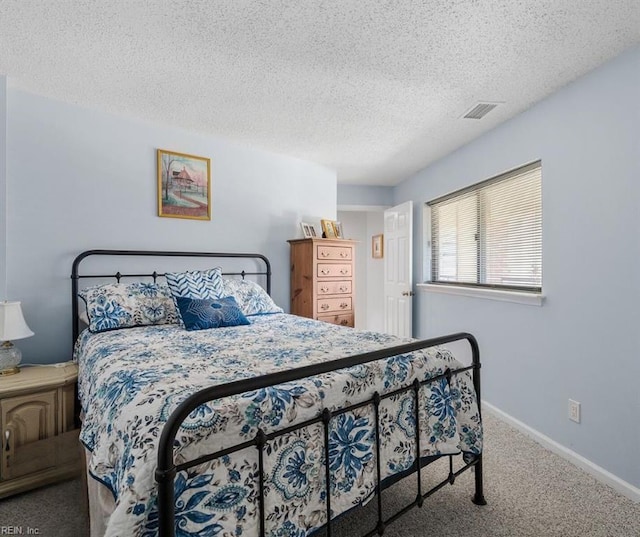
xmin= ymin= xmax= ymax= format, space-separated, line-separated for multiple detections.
xmin=401 ymin=291 xmax=415 ymax=297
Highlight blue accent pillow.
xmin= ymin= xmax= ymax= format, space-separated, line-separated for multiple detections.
xmin=165 ymin=267 xmax=226 ymax=325
xmin=175 ymin=296 xmax=251 ymax=331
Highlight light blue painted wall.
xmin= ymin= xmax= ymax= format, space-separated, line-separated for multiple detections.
xmin=0 ymin=76 xmax=6 ymax=300
xmin=394 ymin=45 xmax=640 ymax=488
xmin=337 ymin=184 xmax=392 ymax=207
xmin=5 ymin=89 xmax=336 ymax=364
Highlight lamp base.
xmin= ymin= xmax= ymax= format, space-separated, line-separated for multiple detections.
xmin=0 ymin=341 xmax=22 ymax=374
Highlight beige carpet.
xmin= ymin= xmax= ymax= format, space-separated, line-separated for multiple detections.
xmin=0 ymin=411 xmax=638 ymax=536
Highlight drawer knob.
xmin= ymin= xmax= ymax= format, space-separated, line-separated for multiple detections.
xmin=340 ymin=252 xmax=347 ymax=257
xmin=340 ymin=319 xmax=348 ymax=325
xmin=320 ymin=286 xmax=329 ymax=293
xmin=321 ymin=251 xmax=329 ymax=257
xmin=340 ymin=302 xmax=348 ymax=309
xmin=339 ymin=286 xmax=347 ymax=292
xmin=321 ymin=303 xmax=330 ymax=310
xmin=340 ymin=269 xmax=348 ymax=275
xmin=321 ymin=269 xmax=330 ymax=275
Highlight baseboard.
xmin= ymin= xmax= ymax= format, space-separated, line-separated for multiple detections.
xmin=483 ymin=401 xmax=640 ymax=503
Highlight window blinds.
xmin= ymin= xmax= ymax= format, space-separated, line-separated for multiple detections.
xmin=428 ymin=161 xmax=542 ymax=292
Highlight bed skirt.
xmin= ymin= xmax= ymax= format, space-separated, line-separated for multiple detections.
xmin=84 ymin=448 xmax=114 ymax=537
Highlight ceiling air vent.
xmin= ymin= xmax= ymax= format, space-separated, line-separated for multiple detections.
xmin=462 ymin=102 xmax=499 ymax=120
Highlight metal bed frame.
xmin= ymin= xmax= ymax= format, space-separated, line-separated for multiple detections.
xmin=71 ymin=249 xmax=486 ymax=537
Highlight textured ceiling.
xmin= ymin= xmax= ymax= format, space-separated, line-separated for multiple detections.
xmin=1 ymin=1 xmax=639 ymax=186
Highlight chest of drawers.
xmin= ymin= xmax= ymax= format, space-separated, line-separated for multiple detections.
xmin=288 ymin=238 xmax=356 ymax=327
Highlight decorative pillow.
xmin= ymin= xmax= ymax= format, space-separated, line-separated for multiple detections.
xmin=223 ymin=278 xmax=284 ymax=316
xmin=175 ymin=296 xmax=250 ymax=331
xmin=165 ymin=267 xmax=225 ymax=301
xmin=79 ymin=282 xmax=180 ymax=333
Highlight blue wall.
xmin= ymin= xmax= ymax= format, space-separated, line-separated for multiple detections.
xmin=337 ymin=184 xmax=393 ymax=207
xmin=394 ymin=46 xmax=640 ymax=489
xmin=4 ymin=89 xmax=337 ymax=363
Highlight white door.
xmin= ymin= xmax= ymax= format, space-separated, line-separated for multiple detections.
xmin=384 ymin=201 xmax=413 ymax=338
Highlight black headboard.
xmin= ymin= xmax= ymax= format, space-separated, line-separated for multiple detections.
xmin=70 ymin=249 xmax=272 ymax=345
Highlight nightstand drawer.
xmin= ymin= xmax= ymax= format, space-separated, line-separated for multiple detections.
xmin=316 ymin=245 xmax=352 ymax=261
xmin=317 ymin=297 xmax=352 ymax=313
xmin=317 ymin=264 xmax=352 ymax=278
xmin=1 ymin=390 xmax=57 ymax=480
xmin=317 ymin=281 xmax=352 ymax=295
xmin=3 ymin=431 xmax=57 ymax=480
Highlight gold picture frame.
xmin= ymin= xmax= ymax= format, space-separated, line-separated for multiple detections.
xmin=333 ymin=221 xmax=344 ymax=239
xmin=372 ymin=234 xmax=384 ymax=258
xmin=157 ymin=149 xmax=211 ymax=220
xmin=321 ymin=219 xmax=337 ymax=238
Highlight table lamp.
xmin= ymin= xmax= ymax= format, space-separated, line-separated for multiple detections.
xmin=0 ymin=301 xmax=34 ymax=375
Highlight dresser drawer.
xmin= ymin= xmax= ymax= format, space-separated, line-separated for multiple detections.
xmin=317 ymin=245 xmax=353 ymax=261
xmin=317 ymin=264 xmax=352 ymax=278
xmin=317 ymin=296 xmax=352 ymax=313
xmin=317 ymin=312 xmax=354 ymax=327
xmin=317 ymin=281 xmax=352 ymax=295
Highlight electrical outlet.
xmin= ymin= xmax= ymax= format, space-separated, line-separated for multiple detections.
xmin=568 ymin=399 xmax=581 ymax=423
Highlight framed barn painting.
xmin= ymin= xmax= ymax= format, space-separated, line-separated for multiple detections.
xmin=157 ymin=149 xmax=211 ymax=220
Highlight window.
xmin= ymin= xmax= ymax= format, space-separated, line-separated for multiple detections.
xmin=427 ymin=161 xmax=542 ymax=293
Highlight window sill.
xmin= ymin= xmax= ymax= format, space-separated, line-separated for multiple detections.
xmin=416 ymin=283 xmax=544 ymax=306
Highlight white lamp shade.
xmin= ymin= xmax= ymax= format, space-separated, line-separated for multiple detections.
xmin=0 ymin=301 xmax=34 ymax=341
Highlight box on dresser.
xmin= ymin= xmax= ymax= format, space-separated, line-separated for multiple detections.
xmin=288 ymin=238 xmax=356 ymax=327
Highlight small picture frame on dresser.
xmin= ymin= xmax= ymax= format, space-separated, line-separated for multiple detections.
xmin=300 ymin=222 xmax=317 ymax=238
xmin=333 ymin=221 xmax=344 ymax=239
xmin=321 ymin=219 xmax=336 ymax=238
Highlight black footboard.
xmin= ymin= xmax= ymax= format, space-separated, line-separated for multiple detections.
xmin=156 ymin=332 xmax=486 ymax=537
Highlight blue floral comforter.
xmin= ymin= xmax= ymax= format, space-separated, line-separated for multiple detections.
xmin=75 ymin=313 xmax=482 ymax=537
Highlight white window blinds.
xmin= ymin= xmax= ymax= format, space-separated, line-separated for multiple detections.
xmin=428 ymin=161 xmax=542 ymax=292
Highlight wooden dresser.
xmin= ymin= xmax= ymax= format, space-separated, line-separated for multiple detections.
xmin=288 ymin=238 xmax=356 ymax=327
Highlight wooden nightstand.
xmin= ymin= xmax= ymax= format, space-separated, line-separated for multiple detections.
xmin=0 ymin=362 xmax=82 ymax=499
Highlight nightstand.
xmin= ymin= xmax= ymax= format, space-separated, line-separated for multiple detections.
xmin=0 ymin=362 xmax=82 ymax=498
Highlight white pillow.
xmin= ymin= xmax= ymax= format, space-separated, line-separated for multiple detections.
xmin=223 ymin=279 xmax=283 ymax=316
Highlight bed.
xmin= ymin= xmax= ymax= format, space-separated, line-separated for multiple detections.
xmin=71 ymin=249 xmax=486 ymax=537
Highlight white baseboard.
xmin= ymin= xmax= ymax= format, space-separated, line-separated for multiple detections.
xmin=483 ymin=401 xmax=640 ymax=503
